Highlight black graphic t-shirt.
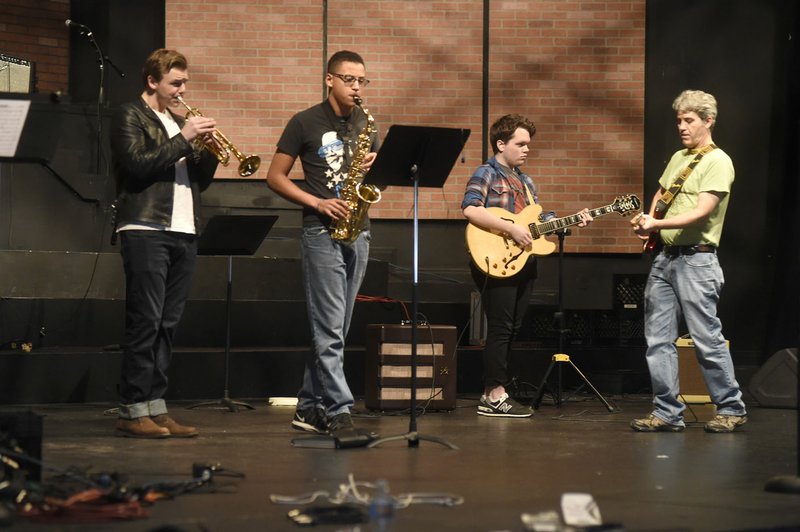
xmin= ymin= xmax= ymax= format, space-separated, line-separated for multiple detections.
xmin=276 ymin=100 xmax=380 ymax=227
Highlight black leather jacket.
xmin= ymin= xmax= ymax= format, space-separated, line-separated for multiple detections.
xmin=110 ymin=97 xmax=218 ymax=232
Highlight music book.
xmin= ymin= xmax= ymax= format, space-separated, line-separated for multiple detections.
xmin=0 ymin=99 xmax=30 ymax=158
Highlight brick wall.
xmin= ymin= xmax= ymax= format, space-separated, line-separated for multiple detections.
xmin=165 ymin=0 xmax=645 ymax=253
xmin=4 ymin=0 xmax=645 ymax=253
xmin=0 ymin=0 xmax=70 ymax=93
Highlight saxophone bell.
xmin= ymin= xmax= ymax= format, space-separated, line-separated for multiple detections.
xmin=356 ymin=182 xmax=382 ymax=205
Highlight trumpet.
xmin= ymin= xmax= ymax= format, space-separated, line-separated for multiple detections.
xmin=175 ymin=95 xmax=261 ymax=177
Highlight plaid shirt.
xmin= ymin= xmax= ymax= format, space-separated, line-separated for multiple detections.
xmin=461 ymin=156 xmax=539 ymax=213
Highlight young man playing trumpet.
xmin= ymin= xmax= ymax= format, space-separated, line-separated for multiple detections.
xmin=109 ymin=48 xmax=218 ymax=438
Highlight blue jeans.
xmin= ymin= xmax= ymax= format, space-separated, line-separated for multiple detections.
xmin=643 ymin=252 xmax=746 ymax=425
xmin=118 ymin=230 xmax=197 ymax=419
xmin=298 ymin=225 xmax=370 ymax=416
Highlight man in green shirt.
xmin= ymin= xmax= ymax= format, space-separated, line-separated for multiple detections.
xmin=631 ymin=90 xmax=747 ymax=433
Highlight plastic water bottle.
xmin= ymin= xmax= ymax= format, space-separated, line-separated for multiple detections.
xmin=369 ymin=479 xmax=395 ymax=531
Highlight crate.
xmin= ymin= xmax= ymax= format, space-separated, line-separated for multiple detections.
xmin=365 ymin=324 xmax=457 ymax=411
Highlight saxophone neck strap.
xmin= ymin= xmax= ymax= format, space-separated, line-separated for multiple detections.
xmin=655 ymin=143 xmax=717 ymax=215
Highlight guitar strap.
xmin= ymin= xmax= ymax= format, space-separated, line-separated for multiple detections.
xmin=654 ymin=143 xmax=717 ymax=216
xmin=521 ymin=175 xmax=536 ymax=206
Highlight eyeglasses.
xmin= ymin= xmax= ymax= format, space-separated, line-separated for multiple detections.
xmin=329 ymin=73 xmax=370 ymax=87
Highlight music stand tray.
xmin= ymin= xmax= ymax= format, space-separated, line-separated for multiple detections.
xmin=188 ymin=214 xmax=278 ymax=412
xmin=364 ymin=125 xmax=470 ymax=188
xmin=364 ymin=125 xmax=470 ymax=449
xmin=0 ymin=94 xmax=62 ymax=163
xmin=197 ymin=214 xmax=277 ymax=256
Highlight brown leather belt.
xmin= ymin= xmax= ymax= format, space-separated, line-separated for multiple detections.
xmin=662 ymin=244 xmax=716 ymax=256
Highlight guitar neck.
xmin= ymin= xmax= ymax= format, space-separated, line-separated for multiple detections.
xmin=532 ymin=204 xmax=617 ymax=236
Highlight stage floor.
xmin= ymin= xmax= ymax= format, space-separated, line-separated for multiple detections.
xmin=2 ymin=394 xmax=799 ymax=531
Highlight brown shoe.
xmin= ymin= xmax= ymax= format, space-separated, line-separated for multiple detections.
xmin=704 ymin=414 xmax=748 ymax=433
xmin=116 ymin=417 xmax=170 ymax=439
xmin=151 ymin=414 xmax=199 ymax=438
xmin=630 ymin=414 xmax=685 ymax=432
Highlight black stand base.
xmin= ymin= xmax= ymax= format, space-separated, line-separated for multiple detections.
xmin=187 ymin=394 xmax=254 ymax=413
xmin=368 ymin=431 xmax=459 ymax=450
xmin=292 ymin=429 xmax=379 ymax=449
xmin=765 ymin=475 xmax=800 ymax=493
xmin=533 ymin=354 xmax=616 ymax=412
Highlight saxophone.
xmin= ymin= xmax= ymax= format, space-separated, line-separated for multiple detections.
xmin=329 ymin=96 xmax=382 ymax=244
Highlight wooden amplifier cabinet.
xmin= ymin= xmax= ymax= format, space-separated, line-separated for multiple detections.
xmin=365 ymin=324 xmax=457 ymax=411
xmin=676 ymin=336 xmax=729 ymax=402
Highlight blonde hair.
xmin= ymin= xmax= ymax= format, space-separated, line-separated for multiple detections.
xmin=672 ymin=90 xmax=718 ymax=127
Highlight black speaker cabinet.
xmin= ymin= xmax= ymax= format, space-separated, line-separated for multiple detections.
xmin=748 ymin=348 xmax=798 ymax=409
xmin=365 ymin=324 xmax=457 ymax=411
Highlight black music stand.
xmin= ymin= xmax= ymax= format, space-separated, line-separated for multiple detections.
xmin=0 ymin=94 xmax=60 ymax=163
xmin=188 ymin=214 xmax=278 ymax=412
xmin=363 ymin=125 xmax=469 ymax=449
xmin=532 ymin=230 xmax=615 ymax=412
xmin=0 ymin=94 xmax=101 ymax=206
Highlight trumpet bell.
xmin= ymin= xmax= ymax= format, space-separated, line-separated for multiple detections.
xmin=238 ymin=155 xmax=261 ymax=177
xmin=175 ymin=95 xmax=260 ymax=177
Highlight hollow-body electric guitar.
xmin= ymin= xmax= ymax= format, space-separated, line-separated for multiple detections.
xmin=466 ymin=194 xmax=641 ymax=278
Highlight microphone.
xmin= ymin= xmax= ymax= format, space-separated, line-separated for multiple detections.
xmin=65 ymin=19 xmax=92 ymax=33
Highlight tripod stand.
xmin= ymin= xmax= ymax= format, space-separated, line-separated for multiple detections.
xmin=362 ymin=125 xmax=469 ymax=449
xmin=532 ymin=229 xmax=615 ymax=412
xmin=188 ymin=215 xmax=277 ymax=413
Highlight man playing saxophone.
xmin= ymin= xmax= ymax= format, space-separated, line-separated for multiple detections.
xmin=266 ymin=50 xmax=380 ymax=440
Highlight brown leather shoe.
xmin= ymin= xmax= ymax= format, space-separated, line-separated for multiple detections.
xmin=151 ymin=414 xmax=199 ymax=438
xmin=116 ymin=416 xmax=170 ymax=439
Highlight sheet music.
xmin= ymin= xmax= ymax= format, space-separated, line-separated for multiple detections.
xmin=0 ymin=99 xmax=31 ymax=157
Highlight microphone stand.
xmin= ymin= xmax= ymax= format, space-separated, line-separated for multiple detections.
xmin=70 ymin=23 xmax=125 ymax=175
